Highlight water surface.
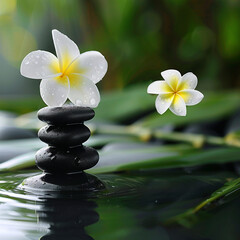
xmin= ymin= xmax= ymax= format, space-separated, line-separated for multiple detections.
xmin=0 ymin=169 xmax=239 ymax=240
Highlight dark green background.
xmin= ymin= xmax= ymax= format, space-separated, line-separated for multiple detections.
xmin=0 ymin=0 xmax=240 ymax=96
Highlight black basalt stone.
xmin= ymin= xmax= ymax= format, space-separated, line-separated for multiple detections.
xmin=21 ymin=172 xmax=105 ymax=192
xmin=36 ymin=146 xmax=99 ymax=174
xmin=38 ymin=105 xmax=95 ymax=125
xmin=38 ymin=124 xmax=91 ymax=147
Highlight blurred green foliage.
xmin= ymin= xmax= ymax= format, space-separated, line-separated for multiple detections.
xmin=0 ymin=0 xmax=240 ymax=96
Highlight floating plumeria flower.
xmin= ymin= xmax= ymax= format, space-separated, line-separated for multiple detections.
xmin=20 ymin=29 xmax=108 ymax=108
xmin=147 ymin=69 xmax=204 ymax=116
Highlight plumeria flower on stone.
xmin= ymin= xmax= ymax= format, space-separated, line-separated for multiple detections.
xmin=147 ymin=69 xmax=204 ymax=116
xmin=20 ymin=29 xmax=108 ymax=108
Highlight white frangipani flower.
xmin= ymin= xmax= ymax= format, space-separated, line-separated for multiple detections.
xmin=20 ymin=29 xmax=108 ymax=108
xmin=147 ymin=69 xmax=204 ymax=116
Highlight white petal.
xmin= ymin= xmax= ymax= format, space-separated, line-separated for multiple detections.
xmin=20 ymin=50 xmax=60 ymax=79
xmin=147 ymin=81 xmax=173 ymax=94
xmin=66 ymin=51 xmax=108 ymax=84
xmin=169 ymin=94 xmax=186 ymax=116
xmin=52 ymin=29 xmax=80 ymax=72
xmin=40 ymin=76 xmax=70 ymax=107
xmin=155 ymin=93 xmax=174 ymax=114
xmin=179 ymin=89 xmax=204 ymax=106
xmin=68 ymin=74 xmax=100 ymax=108
xmin=161 ymin=69 xmax=181 ymax=91
xmin=178 ymin=72 xmax=198 ymax=90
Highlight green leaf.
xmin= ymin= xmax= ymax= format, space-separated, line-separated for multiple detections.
xmin=0 ymin=135 xmax=138 ymax=152
xmin=14 ymin=84 xmax=154 ymax=129
xmin=86 ymin=134 xmax=139 ymax=147
xmin=0 ymin=151 xmax=36 ymax=172
xmin=88 ymin=143 xmax=240 ymax=174
xmin=0 ymin=135 xmax=139 ymax=172
xmin=0 ymin=138 xmax=45 ymax=151
xmin=14 ymin=87 xmax=240 ymax=131
xmin=0 ymin=96 xmax=44 ymax=114
xmin=166 ymin=177 xmax=240 ymax=227
xmin=136 ymin=91 xmax=240 ymax=129
xmin=2 ymin=141 xmax=240 ymax=173
xmin=94 ymin=84 xmax=154 ymax=122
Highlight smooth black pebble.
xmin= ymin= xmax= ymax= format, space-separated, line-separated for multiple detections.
xmin=38 ymin=124 xmax=91 ymax=147
xmin=38 ymin=105 xmax=95 ymax=125
xmin=36 ymin=146 xmax=99 ymax=174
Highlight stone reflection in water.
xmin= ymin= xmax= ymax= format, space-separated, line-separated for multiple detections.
xmin=38 ymin=197 xmax=98 ymax=240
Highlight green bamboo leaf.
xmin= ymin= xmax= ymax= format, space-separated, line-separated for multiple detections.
xmin=2 ymin=143 xmax=240 ymax=173
xmin=0 ymin=135 xmax=139 ymax=172
xmin=166 ymin=177 xmax=240 ymax=228
xmin=0 ymin=151 xmax=36 ymax=172
xmin=94 ymin=84 xmax=154 ymax=122
xmin=15 ymin=85 xmax=154 ymax=129
xmin=14 ymin=88 xmax=240 ymax=130
xmin=1 ymin=140 xmax=240 ymax=173
xmin=86 ymin=134 xmax=139 ymax=147
xmin=136 ymin=92 xmax=240 ymax=129
xmin=0 ymin=96 xmax=44 ymax=114
xmin=0 ymin=138 xmax=45 ymax=151
xmin=88 ymin=144 xmax=240 ymax=174
xmin=0 ymin=135 xmax=138 ymax=152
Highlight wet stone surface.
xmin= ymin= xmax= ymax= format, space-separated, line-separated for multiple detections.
xmin=19 ymin=105 xmax=102 ymax=191
xmin=38 ymin=105 xmax=95 ymax=125
xmin=36 ymin=146 xmax=99 ymax=173
xmin=38 ymin=124 xmax=91 ymax=147
xmin=22 ymin=172 xmax=105 ymax=192
xmin=36 ymin=106 xmax=98 ymax=175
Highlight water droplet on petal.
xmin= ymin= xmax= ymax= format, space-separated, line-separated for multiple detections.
xmin=177 ymin=108 xmax=183 ymax=114
xmin=76 ymin=100 xmax=82 ymax=105
xmin=90 ymin=98 xmax=96 ymax=105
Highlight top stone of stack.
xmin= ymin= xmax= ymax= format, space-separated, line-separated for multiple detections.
xmin=38 ymin=105 xmax=95 ymax=125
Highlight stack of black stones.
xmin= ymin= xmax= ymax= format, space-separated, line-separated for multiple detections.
xmin=22 ymin=105 xmax=104 ymax=191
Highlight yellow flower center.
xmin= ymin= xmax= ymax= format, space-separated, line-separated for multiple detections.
xmin=167 ymin=76 xmax=189 ymax=102
xmin=51 ymin=53 xmax=86 ymax=87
